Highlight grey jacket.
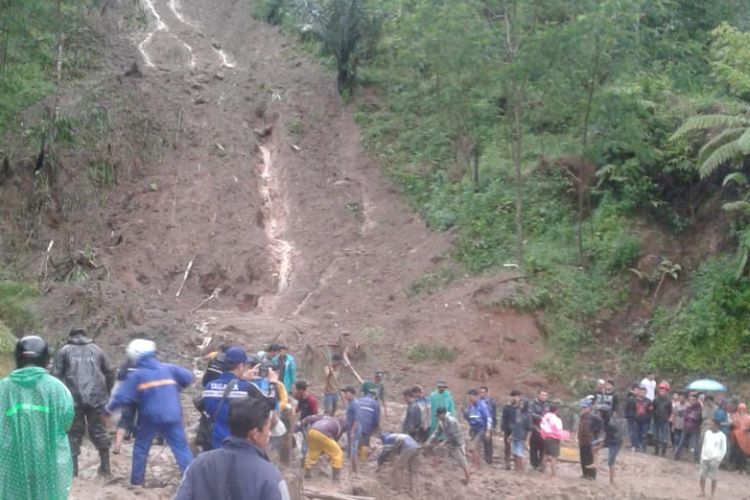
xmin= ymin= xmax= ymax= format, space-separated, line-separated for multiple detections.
xmin=52 ymin=335 xmax=114 ymax=407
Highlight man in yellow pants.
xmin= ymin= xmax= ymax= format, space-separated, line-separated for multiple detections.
xmin=301 ymin=414 xmax=347 ymax=481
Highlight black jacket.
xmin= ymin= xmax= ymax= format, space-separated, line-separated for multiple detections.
xmin=481 ymin=397 xmax=498 ymax=430
xmin=202 ymin=354 xmax=226 ymax=386
xmin=529 ymin=398 xmax=548 ymax=427
xmin=52 ymin=334 xmax=114 ymax=407
xmin=653 ymin=395 xmax=673 ymax=422
xmin=175 ymin=437 xmax=290 ymax=500
xmin=402 ymin=400 xmax=422 ymax=436
xmin=501 ymin=403 xmax=519 ymax=434
xmin=594 ymin=391 xmax=619 ymax=416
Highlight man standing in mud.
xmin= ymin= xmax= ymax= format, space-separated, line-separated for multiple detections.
xmin=52 ymin=328 xmax=115 ymax=476
xmin=269 ymin=344 xmax=297 ymax=395
xmin=464 ymin=388 xmax=492 ymax=470
xmin=429 ymin=381 xmax=456 ymax=433
xmin=323 ymin=354 xmax=343 ymax=415
xmin=578 ymin=399 xmax=602 ymax=480
xmin=105 ymin=339 xmax=194 ymax=486
xmin=361 ymin=370 xmax=387 ymax=417
xmin=529 ymin=389 xmax=550 ymax=471
xmin=479 ymin=385 xmax=498 ymax=465
xmin=0 ymin=336 xmax=75 ymax=500
xmin=501 ymin=390 xmax=522 ymax=470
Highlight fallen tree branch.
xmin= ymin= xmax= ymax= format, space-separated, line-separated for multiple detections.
xmin=303 ymin=488 xmax=375 ymax=500
xmin=176 ymin=258 xmax=194 ymax=297
xmin=341 ymin=348 xmax=363 ymax=384
xmin=40 ymin=240 xmax=54 ymax=281
xmin=191 ymin=287 xmax=221 ymax=312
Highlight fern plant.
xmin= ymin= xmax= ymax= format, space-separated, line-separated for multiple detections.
xmin=670 ymin=109 xmax=750 ymax=178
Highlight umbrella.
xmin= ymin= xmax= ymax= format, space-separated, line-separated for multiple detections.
xmin=686 ymin=379 xmax=727 ymax=392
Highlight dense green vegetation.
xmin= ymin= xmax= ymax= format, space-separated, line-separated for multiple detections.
xmin=4 ymin=1 xmax=750 ymax=382
xmin=255 ymin=0 xmax=750 ymax=382
xmin=0 ymin=280 xmax=38 ymax=336
xmin=0 ymin=0 xmax=100 ymax=132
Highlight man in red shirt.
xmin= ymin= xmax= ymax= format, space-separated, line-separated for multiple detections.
xmin=294 ymin=380 xmax=319 ymax=420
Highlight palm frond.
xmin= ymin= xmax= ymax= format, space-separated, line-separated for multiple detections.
xmin=723 ymin=172 xmax=749 ymax=187
xmin=698 ymin=127 xmax=744 ymax=158
xmin=736 ymin=127 xmax=750 ymax=153
xmin=699 ymin=140 xmax=744 ymax=178
xmin=722 ymin=200 xmax=750 ymax=213
xmin=671 ymin=114 xmax=749 ymax=141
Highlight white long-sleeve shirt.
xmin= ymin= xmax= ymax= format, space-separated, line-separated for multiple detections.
xmin=640 ymin=377 xmax=656 ymax=401
xmin=701 ymin=429 xmax=727 ymax=462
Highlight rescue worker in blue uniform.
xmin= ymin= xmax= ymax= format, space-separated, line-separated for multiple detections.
xmin=352 ymin=389 xmax=381 ymax=465
xmin=199 ymin=347 xmax=271 ymax=449
xmin=104 ymin=339 xmax=194 ymax=485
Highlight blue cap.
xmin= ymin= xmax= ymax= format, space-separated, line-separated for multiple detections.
xmin=224 ymin=347 xmax=248 ymax=365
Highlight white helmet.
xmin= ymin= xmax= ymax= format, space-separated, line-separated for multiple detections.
xmin=126 ymin=339 xmax=156 ymax=362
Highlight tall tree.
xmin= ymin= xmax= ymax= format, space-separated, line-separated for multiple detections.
xmin=502 ymin=0 xmax=526 ymax=267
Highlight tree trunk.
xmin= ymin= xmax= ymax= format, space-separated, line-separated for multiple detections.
xmin=577 ymin=32 xmax=602 ymax=267
xmin=511 ymin=87 xmax=524 ymax=267
xmin=0 ymin=0 xmax=12 ymax=82
xmin=503 ymin=0 xmax=524 ymax=267
xmin=472 ymin=146 xmax=480 ymax=192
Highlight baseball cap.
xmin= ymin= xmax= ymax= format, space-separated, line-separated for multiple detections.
xmin=579 ymin=399 xmax=592 ymax=408
xmin=436 ymin=380 xmax=448 ymax=387
xmin=224 ymin=347 xmax=248 ymax=365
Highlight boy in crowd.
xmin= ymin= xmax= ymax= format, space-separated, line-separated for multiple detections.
xmin=699 ymin=419 xmax=727 ymax=498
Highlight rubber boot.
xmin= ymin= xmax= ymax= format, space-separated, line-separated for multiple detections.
xmin=98 ymin=449 xmax=111 ymax=476
xmin=72 ymin=455 xmax=79 ymax=477
xmin=304 ymin=468 xmax=312 ymax=479
xmin=332 ymin=468 xmax=341 ymax=482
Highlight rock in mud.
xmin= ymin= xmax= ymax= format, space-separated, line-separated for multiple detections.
xmin=124 ymin=62 xmax=142 ymax=78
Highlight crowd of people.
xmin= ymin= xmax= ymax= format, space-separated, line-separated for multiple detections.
xmin=1 ymin=330 xmax=749 ymax=500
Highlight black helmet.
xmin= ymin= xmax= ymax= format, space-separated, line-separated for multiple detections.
xmin=15 ymin=335 xmax=50 ymax=368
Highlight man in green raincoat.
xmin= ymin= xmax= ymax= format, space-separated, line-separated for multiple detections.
xmin=0 ymin=335 xmax=75 ymax=500
xmin=429 ymin=381 xmax=456 ymax=433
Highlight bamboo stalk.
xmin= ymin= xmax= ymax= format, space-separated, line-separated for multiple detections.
xmin=175 ymin=258 xmax=194 ymax=297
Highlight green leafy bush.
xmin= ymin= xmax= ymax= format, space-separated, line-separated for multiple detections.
xmin=0 ymin=281 xmax=38 ymax=336
xmin=0 ymin=321 xmax=15 ymax=377
xmin=406 ymin=343 xmax=457 ymax=363
xmin=644 ymin=257 xmax=750 ymax=377
xmin=251 ymin=0 xmax=289 ymax=25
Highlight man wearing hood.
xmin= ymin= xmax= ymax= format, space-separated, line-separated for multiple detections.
xmin=104 ymin=338 xmax=194 ymax=486
xmin=52 ymin=328 xmax=115 ymax=476
xmin=0 ymin=335 xmax=75 ymax=500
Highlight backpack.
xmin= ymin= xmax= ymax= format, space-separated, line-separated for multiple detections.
xmin=417 ymin=399 xmax=431 ymax=432
xmin=195 ymin=379 xmax=238 ymax=452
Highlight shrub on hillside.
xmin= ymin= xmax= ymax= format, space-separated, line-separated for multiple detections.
xmin=644 ymin=257 xmax=750 ymax=377
xmin=0 ymin=280 xmax=38 ymax=335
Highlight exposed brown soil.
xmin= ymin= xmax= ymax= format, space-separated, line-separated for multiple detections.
xmin=4 ymin=0 xmax=745 ymax=498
